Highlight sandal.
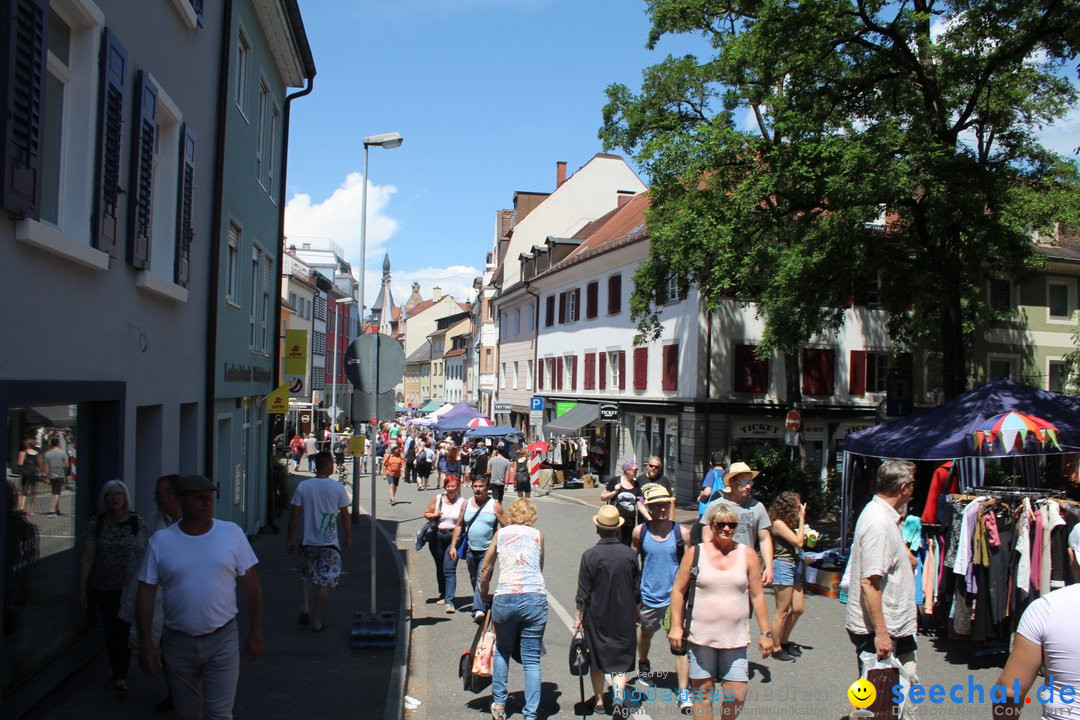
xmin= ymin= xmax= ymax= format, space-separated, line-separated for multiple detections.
xmin=490 ymin=704 xmax=505 ymax=720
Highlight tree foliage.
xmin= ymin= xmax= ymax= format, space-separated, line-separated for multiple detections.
xmin=602 ymin=0 xmax=1080 ymax=399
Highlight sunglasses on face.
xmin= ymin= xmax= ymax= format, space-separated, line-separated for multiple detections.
xmin=711 ymin=521 xmax=738 ymax=530
xmin=647 ymin=464 xmax=662 ymax=469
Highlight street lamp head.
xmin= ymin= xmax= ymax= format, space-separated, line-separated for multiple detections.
xmin=363 ymin=131 xmax=403 ymax=149
xmin=336 ymin=297 xmax=355 ymax=305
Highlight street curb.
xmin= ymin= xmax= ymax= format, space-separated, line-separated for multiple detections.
xmin=545 ymin=490 xmax=599 ymax=509
xmin=371 ymin=514 xmax=411 ymax=720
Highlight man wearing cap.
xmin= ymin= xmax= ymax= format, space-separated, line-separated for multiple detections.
xmin=471 ymin=438 xmax=490 ymax=479
xmin=702 ymin=462 xmax=774 ymax=585
xmin=287 ymin=451 xmax=351 ymax=632
xmin=575 ymin=505 xmax=641 ymax=716
xmin=631 ymin=484 xmax=693 ymax=714
xmin=136 ymin=474 xmax=263 ymax=720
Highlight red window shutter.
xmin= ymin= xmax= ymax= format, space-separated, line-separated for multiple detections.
xmin=634 ymin=347 xmax=648 ymax=390
xmin=538 ymin=358 xmax=544 ymax=389
xmin=802 ymin=348 xmax=819 ymax=396
xmin=821 ymin=348 xmax=836 ymax=395
xmin=572 ymin=288 xmax=581 ymax=321
xmin=734 ymin=344 xmax=769 ymax=394
xmin=598 ymin=352 xmax=607 ymax=390
xmin=571 ymin=356 xmax=577 ymax=390
xmin=803 ymin=348 xmax=836 ymax=396
xmin=618 ymin=351 xmax=626 ymax=390
xmin=556 ymin=356 xmax=563 ymax=390
xmin=608 ymin=274 xmax=622 ymax=314
xmin=558 ymin=292 xmax=566 ymax=324
xmin=662 ymin=344 xmax=678 ymax=391
xmin=545 ymin=295 xmax=555 ymax=327
xmin=849 ymin=350 xmax=867 ymax=396
xmin=586 ymin=282 xmax=598 ymax=319
xmin=584 ymin=353 xmax=595 ymax=390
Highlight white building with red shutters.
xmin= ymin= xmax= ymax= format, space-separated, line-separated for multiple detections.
xmin=520 ymin=192 xmax=900 ymax=502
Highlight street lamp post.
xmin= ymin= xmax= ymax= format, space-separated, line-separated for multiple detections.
xmin=329 ymin=296 xmax=354 ymax=453
xmin=354 ymin=132 xmax=403 ymax=565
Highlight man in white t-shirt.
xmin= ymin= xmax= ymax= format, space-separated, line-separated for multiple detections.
xmin=994 ymin=527 xmax=1080 ymax=719
xmin=844 ymin=459 xmax=919 ymax=711
xmin=136 ymin=474 xmax=263 ymax=720
xmin=287 ymin=451 xmax=351 ymax=632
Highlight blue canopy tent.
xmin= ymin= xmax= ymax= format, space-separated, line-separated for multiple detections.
xmin=464 ymin=425 xmax=525 ymax=441
xmin=437 ymin=402 xmax=484 ymax=422
xmin=840 ymin=378 xmax=1080 ymax=548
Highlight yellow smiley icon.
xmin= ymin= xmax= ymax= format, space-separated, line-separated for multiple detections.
xmin=848 ymin=678 xmax=876 ymax=709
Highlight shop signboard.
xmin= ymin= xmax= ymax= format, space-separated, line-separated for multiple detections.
xmin=494 ymin=401 xmax=512 ymax=414
xmin=599 ymin=402 xmax=619 ymax=423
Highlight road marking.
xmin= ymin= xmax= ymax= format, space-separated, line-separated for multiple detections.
xmin=546 ymin=590 xmax=577 ymax=632
xmin=546 ymin=590 xmax=655 ymax=720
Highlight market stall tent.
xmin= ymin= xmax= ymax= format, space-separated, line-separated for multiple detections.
xmin=840 ymin=378 xmax=1080 ymax=548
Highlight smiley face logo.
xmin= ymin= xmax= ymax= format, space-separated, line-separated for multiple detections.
xmin=848 ymin=678 xmax=876 ymax=709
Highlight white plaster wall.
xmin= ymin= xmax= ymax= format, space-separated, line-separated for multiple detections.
xmin=534 ymin=243 xmax=701 ymax=400
xmin=502 ymin=156 xmax=646 ymax=286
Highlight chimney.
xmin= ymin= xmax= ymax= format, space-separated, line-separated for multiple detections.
xmin=432 ymin=286 xmax=443 ymax=301
xmin=617 ymin=190 xmax=636 ymax=208
xmin=556 ymin=161 xmax=567 ymax=189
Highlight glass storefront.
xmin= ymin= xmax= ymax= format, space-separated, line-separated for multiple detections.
xmin=5 ymin=404 xmax=83 ymax=692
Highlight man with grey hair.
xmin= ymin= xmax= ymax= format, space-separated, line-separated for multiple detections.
xmin=845 ymin=460 xmax=919 ymax=710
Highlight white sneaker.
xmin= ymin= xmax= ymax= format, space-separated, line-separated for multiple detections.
xmin=473 ymin=611 xmax=485 ymax=623
xmin=678 ymin=689 xmax=693 ymax=714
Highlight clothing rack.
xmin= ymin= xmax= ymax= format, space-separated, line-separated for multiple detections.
xmin=959 ymin=484 xmax=1065 ymax=499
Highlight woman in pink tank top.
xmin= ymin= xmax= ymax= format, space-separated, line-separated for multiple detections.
xmin=667 ymin=503 xmax=774 ymax=718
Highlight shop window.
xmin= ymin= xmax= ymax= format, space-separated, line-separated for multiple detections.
xmin=5 ymin=404 xmax=81 ymax=694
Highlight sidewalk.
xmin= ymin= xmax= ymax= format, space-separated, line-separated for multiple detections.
xmin=25 ymin=469 xmax=408 ymax=720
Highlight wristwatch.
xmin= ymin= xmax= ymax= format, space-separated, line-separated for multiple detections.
xmin=762 ymin=631 xmax=774 ymax=638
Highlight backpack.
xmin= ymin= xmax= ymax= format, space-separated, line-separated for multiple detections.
xmin=638 ymin=521 xmax=685 ymax=565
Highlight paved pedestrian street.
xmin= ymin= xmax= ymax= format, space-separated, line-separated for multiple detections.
xmin=375 ymin=477 xmax=1008 ymax=720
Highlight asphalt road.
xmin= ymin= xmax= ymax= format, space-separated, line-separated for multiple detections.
xmin=363 ymin=473 xmax=1010 ymax=720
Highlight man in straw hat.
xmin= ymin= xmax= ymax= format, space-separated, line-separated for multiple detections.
xmin=575 ymin=505 xmax=641 ymax=716
xmin=701 ymin=461 xmax=774 ymax=586
xmin=632 ymin=483 xmax=693 ymax=713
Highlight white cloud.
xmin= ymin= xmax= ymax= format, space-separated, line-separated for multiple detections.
xmin=383 ymin=265 xmax=479 ymax=310
xmin=285 ymin=172 xmax=479 ymax=309
xmin=284 ymin=172 xmax=398 ymax=274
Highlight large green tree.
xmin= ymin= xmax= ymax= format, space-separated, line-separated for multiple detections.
xmin=602 ymin=0 xmax=1080 ymax=400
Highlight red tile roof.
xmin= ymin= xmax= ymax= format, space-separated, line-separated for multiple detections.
xmin=444 ymin=348 xmax=466 ymax=357
xmin=533 ymin=193 xmax=650 ymax=279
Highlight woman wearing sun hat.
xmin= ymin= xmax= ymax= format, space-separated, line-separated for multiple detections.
xmin=575 ymin=505 xmax=641 ymax=716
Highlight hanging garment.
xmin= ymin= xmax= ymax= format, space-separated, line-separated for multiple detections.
xmin=1015 ymin=499 xmax=1032 ymax=598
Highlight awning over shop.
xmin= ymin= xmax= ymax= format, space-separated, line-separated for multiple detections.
xmin=544 ymin=403 xmax=599 ymax=434
xmin=416 ymin=400 xmax=442 ymax=413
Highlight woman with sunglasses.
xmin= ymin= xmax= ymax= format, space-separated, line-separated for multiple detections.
xmin=422 ymin=475 xmax=465 ymax=611
xmin=668 ymin=503 xmax=773 ymax=718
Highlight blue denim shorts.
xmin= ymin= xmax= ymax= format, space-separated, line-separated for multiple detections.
xmin=772 ymin=557 xmax=804 ymax=587
xmin=687 ymin=643 xmax=748 ymax=681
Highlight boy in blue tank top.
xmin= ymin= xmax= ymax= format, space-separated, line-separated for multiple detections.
xmin=631 ymin=484 xmax=693 ymax=714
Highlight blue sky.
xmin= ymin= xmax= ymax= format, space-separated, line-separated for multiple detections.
xmin=283 ymin=0 xmax=709 ymax=307
xmin=283 ymin=0 xmax=1080 ymax=309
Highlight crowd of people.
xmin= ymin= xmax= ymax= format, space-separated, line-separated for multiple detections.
xmin=411 ymin=443 xmax=819 ymax=720
xmin=59 ymin=417 xmax=1080 ymax=720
